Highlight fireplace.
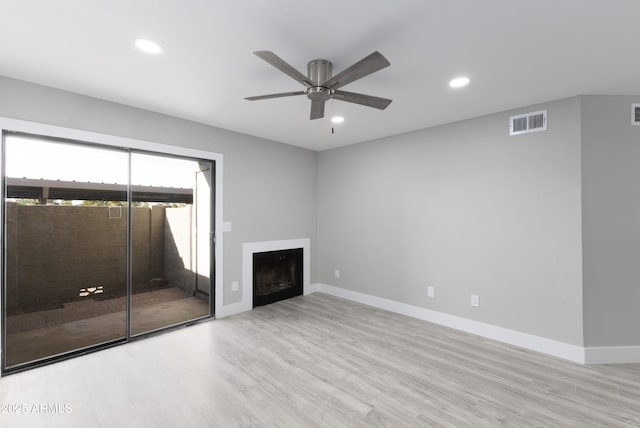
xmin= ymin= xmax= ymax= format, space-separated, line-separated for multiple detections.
xmin=241 ymin=238 xmax=310 ymax=312
xmin=253 ymin=248 xmax=303 ymax=307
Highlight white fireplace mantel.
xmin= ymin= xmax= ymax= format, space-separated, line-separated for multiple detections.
xmin=219 ymin=238 xmax=310 ymax=318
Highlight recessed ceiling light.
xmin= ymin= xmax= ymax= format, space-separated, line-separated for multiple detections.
xmin=449 ymin=76 xmax=470 ymax=88
xmin=135 ymin=38 xmax=163 ymax=55
xmin=331 ymin=116 xmax=345 ymax=124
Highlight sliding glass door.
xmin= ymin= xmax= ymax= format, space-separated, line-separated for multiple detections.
xmin=129 ymin=153 xmax=212 ymax=336
xmin=2 ymin=134 xmax=129 ymax=368
xmin=2 ymin=133 xmax=213 ymax=371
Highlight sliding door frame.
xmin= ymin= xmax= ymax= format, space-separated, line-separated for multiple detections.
xmin=0 ymin=118 xmax=224 ymax=375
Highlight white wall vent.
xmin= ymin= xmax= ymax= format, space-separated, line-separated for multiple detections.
xmin=509 ymin=109 xmax=547 ymax=136
xmin=632 ymin=104 xmax=640 ymax=126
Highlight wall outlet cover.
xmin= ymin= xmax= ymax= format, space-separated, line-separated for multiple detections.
xmin=471 ymin=294 xmax=480 ymax=307
xmin=232 ymin=281 xmax=239 ymax=292
xmin=427 ymin=286 xmax=435 ymax=298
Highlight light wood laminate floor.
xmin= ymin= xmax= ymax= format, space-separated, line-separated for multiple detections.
xmin=1 ymin=293 xmax=639 ymax=427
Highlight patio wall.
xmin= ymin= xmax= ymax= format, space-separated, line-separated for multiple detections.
xmin=5 ymin=203 xmax=191 ymax=312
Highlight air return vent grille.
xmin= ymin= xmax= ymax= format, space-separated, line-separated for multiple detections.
xmin=632 ymin=104 xmax=640 ymax=126
xmin=510 ymin=109 xmax=547 ymax=136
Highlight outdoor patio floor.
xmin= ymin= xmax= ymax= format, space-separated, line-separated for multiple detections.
xmin=4 ymin=287 xmax=210 ymax=368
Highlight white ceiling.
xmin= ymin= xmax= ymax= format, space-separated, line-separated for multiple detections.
xmin=1 ymin=0 xmax=639 ymax=151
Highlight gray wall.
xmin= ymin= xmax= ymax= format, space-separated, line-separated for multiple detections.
xmin=0 ymin=75 xmax=318 ymax=308
xmin=581 ymin=95 xmax=640 ymax=347
xmin=318 ymin=97 xmax=585 ymax=345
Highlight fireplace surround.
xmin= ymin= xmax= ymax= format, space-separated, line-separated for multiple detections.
xmin=242 ymin=238 xmax=311 ymax=309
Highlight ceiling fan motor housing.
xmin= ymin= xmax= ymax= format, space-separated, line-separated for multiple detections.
xmin=306 ymin=59 xmax=333 ymax=101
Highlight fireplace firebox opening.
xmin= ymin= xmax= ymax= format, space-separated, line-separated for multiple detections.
xmin=253 ymin=248 xmax=303 ymax=307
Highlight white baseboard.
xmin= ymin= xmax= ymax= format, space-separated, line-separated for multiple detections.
xmin=218 ymin=282 xmax=640 ymax=365
xmin=313 ymin=283 xmax=587 ymax=364
xmin=217 ymin=276 xmax=318 ymax=319
xmin=304 ymin=283 xmax=321 ymax=295
xmin=216 ymin=300 xmax=250 ymax=318
xmin=585 ymin=346 xmax=640 ymax=364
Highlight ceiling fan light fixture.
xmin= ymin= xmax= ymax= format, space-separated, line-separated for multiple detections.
xmin=135 ymin=38 xmax=163 ymax=55
xmin=331 ymin=116 xmax=345 ymax=124
xmin=449 ymin=76 xmax=470 ymax=88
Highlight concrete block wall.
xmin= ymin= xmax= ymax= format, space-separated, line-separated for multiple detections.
xmin=4 ymin=204 xmax=191 ymax=312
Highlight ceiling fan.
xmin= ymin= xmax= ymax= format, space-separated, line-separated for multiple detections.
xmin=245 ymin=50 xmax=392 ymax=120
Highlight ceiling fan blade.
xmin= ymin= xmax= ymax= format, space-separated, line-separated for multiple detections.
xmin=332 ymin=90 xmax=392 ymax=110
xmin=253 ymin=51 xmax=311 ymax=87
xmin=245 ymin=91 xmax=305 ymax=101
xmin=323 ymin=51 xmax=390 ymax=90
xmin=310 ymin=99 xmax=325 ymax=120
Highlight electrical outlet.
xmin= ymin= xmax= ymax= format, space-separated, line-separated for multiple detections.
xmin=232 ymin=281 xmax=239 ymax=292
xmin=471 ymin=294 xmax=480 ymax=307
xmin=334 ymin=269 xmax=341 ymax=279
xmin=427 ymin=286 xmax=435 ymax=298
